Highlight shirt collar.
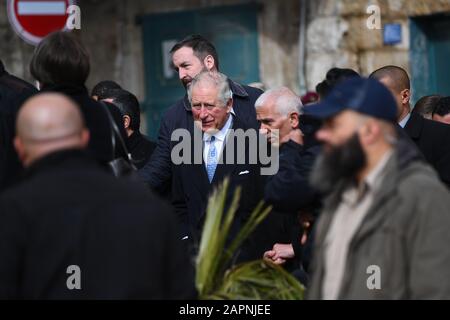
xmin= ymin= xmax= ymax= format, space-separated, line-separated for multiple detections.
xmin=203 ymin=113 xmax=233 ymax=142
xmin=398 ymin=113 xmax=411 ymax=128
xmin=365 ymin=150 xmax=393 ymax=189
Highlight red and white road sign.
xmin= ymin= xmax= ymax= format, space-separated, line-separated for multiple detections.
xmin=7 ymin=0 xmax=77 ymax=45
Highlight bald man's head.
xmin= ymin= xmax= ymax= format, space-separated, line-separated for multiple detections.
xmin=15 ymin=93 xmax=89 ymax=167
xmin=370 ymin=66 xmax=411 ymax=121
xmin=370 ymin=65 xmax=410 ymax=92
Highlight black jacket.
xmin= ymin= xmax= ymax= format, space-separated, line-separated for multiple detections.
xmin=260 ymin=137 xmax=321 ymax=271
xmin=0 ymin=150 xmax=195 ymax=299
xmin=127 ymin=131 xmax=156 ymax=169
xmin=138 ymin=80 xmax=262 ymax=196
xmin=171 ymin=115 xmax=265 ymax=259
xmin=40 ymin=84 xmax=127 ymax=164
xmin=404 ymin=112 xmax=450 ymax=188
xmin=264 ymin=140 xmax=321 ymax=213
xmin=0 ymin=60 xmax=37 ymax=192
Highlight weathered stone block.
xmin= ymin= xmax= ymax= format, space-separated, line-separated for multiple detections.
xmin=359 ymin=49 xmax=409 ymax=75
xmin=306 ymin=51 xmax=359 ymax=90
xmin=307 ymin=16 xmax=349 ymax=53
xmin=405 ymin=0 xmax=450 ymax=17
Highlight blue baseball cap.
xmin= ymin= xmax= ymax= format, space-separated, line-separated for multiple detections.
xmin=304 ymin=77 xmax=398 ymax=122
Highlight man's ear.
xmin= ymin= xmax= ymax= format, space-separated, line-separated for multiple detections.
xmin=123 ymin=115 xmax=131 ymax=130
xmin=13 ymin=136 xmax=26 ymax=163
xmin=204 ymin=55 xmax=215 ymax=71
xmin=401 ymin=88 xmax=410 ymax=105
xmin=80 ymin=129 xmax=90 ymax=148
xmin=289 ymin=112 xmax=299 ymax=129
xmin=359 ymin=120 xmax=380 ymax=145
xmin=226 ymin=98 xmax=233 ymax=112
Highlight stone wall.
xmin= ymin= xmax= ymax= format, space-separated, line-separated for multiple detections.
xmin=82 ymin=0 xmax=302 ymax=97
xmin=1 ymin=0 xmax=449 ymax=98
xmin=305 ymin=0 xmax=450 ymax=90
xmin=0 ymin=0 xmax=301 ymax=99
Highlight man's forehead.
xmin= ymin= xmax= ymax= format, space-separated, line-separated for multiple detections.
xmin=256 ymin=105 xmax=275 ymax=117
xmin=377 ymin=76 xmax=396 ymax=91
xmin=172 ymin=47 xmax=197 ymax=61
xmin=192 ymin=82 xmax=218 ymax=93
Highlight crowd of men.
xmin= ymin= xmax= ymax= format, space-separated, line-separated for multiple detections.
xmin=0 ymin=31 xmax=450 ymax=299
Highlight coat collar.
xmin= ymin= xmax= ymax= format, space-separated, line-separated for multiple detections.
xmin=404 ymin=112 xmax=423 ymax=140
xmin=25 ymin=149 xmax=95 ymax=177
xmin=0 ymin=60 xmax=6 ymax=76
xmin=316 ymin=132 xmax=424 ymax=244
xmin=182 ymin=78 xmax=249 ymax=111
xmin=312 ymin=135 xmax=425 ymax=297
xmin=127 ymin=131 xmax=143 ymax=150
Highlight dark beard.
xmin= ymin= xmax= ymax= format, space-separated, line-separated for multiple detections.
xmin=181 ymin=66 xmax=209 ymax=89
xmin=310 ymin=133 xmax=366 ymax=195
xmin=181 ymin=76 xmax=193 ymax=89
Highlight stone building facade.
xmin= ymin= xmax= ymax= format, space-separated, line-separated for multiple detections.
xmin=1 ymin=0 xmax=449 ymax=135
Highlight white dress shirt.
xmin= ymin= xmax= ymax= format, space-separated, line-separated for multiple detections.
xmin=398 ymin=112 xmax=411 ymax=128
xmin=203 ymin=114 xmax=233 ymax=169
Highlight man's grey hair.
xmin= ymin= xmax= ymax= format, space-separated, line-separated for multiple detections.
xmin=254 ymin=87 xmax=303 ymax=116
xmin=187 ymin=71 xmax=232 ymax=107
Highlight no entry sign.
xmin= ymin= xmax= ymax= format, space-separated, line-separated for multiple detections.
xmin=7 ymin=0 xmax=77 ymax=45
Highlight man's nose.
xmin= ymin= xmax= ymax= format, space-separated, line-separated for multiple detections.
xmin=199 ymin=107 xmax=209 ymax=119
xmin=179 ymin=68 xmax=186 ymax=80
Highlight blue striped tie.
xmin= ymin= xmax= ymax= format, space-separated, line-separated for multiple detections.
xmin=206 ymin=136 xmax=217 ymax=183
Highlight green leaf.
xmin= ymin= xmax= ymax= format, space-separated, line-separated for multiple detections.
xmin=196 ymin=178 xmax=305 ymax=300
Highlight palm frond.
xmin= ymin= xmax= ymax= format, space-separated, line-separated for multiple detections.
xmin=196 ymin=178 xmax=305 ymax=300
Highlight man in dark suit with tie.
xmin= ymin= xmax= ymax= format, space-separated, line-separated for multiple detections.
xmin=370 ymin=65 xmax=450 ymax=188
xmin=138 ymin=35 xmax=262 ymax=197
xmin=171 ymin=71 xmax=265 ymax=260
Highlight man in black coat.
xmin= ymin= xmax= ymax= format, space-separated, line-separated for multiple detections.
xmin=103 ymin=89 xmax=156 ymax=169
xmin=171 ymin=71 xmax=265 ymax=260
xmin=253 ymin=88 xmax=321 ymax=283
xmin=138 ymin=35 xmax=262 ymax=196
xmin=0 ymin=93 xmax=195 ymax=299
xmin=370 ymin=65 xmax=450 ymax=188
xmin=0 ymin=59 xmax=37 ymax=192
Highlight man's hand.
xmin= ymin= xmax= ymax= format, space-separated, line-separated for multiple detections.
xmin=263 ymin=243 xmax=295 ymax=265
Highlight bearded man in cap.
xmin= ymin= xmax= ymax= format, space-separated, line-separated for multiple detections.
xmin=305 ymin=77 xmax=450 ymax=299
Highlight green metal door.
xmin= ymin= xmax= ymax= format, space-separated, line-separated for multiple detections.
xmin=140 ymin=4 xmax=260 ymax=139
xmin=410 ymin=14 xmax=450 ymax=103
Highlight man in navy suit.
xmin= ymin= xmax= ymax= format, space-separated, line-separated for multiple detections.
xmin=171 ymin=71 xmax=265 ymax=260
xmin=370 ymin=65 xmax=450 ymax=188
xmin=138 ymin=35 xmax=262 ymax=196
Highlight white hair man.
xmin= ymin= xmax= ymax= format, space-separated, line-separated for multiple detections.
xmin=255 ymin=88 xmax=321 ymax=284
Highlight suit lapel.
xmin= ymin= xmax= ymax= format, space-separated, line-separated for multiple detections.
xmin=404 ymin=112 xmax=423 ymax=140
xmin=187 ymin=115 xmax=210 ymax=193
xmin=211 ymin=115 xmax=242 ymax=185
